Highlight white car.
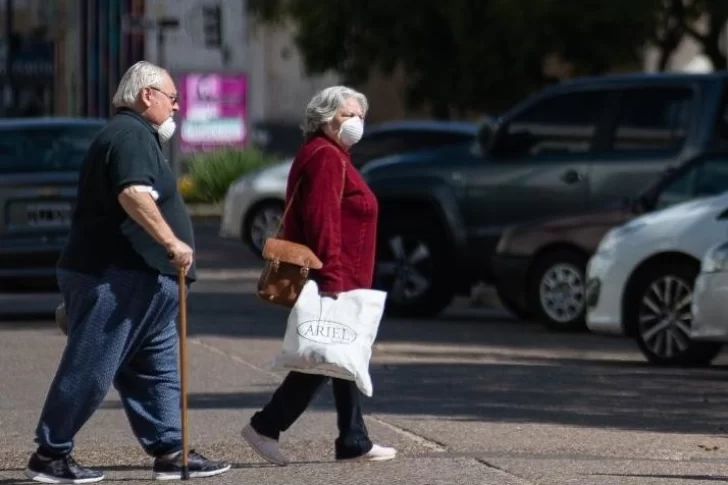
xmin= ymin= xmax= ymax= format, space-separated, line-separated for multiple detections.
xmin=219 ymin=159 xmax=293 ymax=254
xmin=219 ymin=120 xmax=481 ymax=255
xmin=691 ymin=240 xmax=728 ymax=349
xmin=585 ymin=155 xmax=728 ymax=366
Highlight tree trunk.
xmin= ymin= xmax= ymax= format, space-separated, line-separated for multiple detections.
xmin=702 ymin=15 xmax=728 ymax=70
xmin=656 ymin=31 xmax=682 ymax=71
xmin=703 ymin=42 xmax=727 ymax=70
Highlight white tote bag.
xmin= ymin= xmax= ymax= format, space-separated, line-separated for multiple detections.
xmin=271 ymin=280 xmax=387 ymax=397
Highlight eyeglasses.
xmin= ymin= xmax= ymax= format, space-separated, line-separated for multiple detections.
xmin=149 ymin=86 xmax=179 ymax=104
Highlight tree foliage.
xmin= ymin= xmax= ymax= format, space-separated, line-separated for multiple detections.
xmin=656 ymin=0 xmax=728 ymax=70
xmin=247 ymin=0 xmax=723 ymax=118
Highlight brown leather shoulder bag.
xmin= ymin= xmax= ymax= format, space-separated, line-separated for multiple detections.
xmin=257 ymin=147 xmax=345 ymax=307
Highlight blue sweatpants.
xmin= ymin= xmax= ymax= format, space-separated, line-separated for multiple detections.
xmin=35 ymin=267 xmax=184 ymax=458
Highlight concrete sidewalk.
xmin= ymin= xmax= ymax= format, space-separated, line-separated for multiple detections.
xmin=0 ymin=323 xmax=525 ymax=485
xmin=5 ymin=263 xmax=728 ymax=484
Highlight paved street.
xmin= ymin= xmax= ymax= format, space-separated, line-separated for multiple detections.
xmin=3 ymin=221 xmax=728 ymax=484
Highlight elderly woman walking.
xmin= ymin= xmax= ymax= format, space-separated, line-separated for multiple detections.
xmin=241 ymin=86 xmax=397 ymax=465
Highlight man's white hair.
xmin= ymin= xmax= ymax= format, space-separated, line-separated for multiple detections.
xmin=302 ymin=86 xmax=369 ymax=136
xmin=112 ymin=61 xmax=168 ymax=109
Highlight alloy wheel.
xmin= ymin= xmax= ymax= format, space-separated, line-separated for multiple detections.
xmin=376 ymin=234 xmax=433 ymax=302
xmin=538 ymin=263 xmax=585 ymax=324
xmin=249 ymin=206 xmax=282 ymax=253
xmin=637 ymin=275 xmax=693 ymax=360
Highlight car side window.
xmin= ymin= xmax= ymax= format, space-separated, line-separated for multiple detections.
xmin=349 ymin=133 xmax=403 ymax=167
xmin=350 ymin=130 xmax=473 ymax=167
xmin=655 ymin=156 xmax=728 ymax=209
xmin=489 ymin=90 xmax=609 ymax=160
xmin=608 ymin=87 xmax=693 ymax=154
xmin=694 ymin=157 xmax=728 ymax=196
xmin=654 ymin=170 xmax=694 ymax=209
xmin=0 ymin=126 xmax=101 ymax=174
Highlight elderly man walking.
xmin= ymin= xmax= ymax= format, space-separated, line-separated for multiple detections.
xmin=24 ymin=61 xmax=231 ymax=483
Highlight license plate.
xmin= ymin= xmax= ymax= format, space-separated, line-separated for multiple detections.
xmin=26 ymin=202 xmax=72 ymax=227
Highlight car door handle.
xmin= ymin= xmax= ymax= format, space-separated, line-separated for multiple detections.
xmin=561 ymin=169 xmax=584 ymax=184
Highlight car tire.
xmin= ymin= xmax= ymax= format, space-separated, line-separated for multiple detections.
xmin=375 ymin=217 xmax=454 ymax=318
xmin=495 ymin=285 xmax=532 ymax=320
xmin=527 ymin=250 xmax=588 ymax=332
xmin=243 ymin=201 xmax=284 ymax=257
xmin=627 ymin=261 xmax=722 ymax=367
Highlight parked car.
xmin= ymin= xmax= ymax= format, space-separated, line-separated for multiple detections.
xmin=691 ymin=239 xmax=728 ymax=349
xmin=219 ymin=120 xmax=481 ymax=255
xmin=585 ymin=155 xmax=728 ymax=366
xmin=362 ymin=72 xmax=728 ymax=318
xmin=0 ymin=118 xmax=105 ymax=292
xmin=491 ymin=151 xmax=728 ymax=331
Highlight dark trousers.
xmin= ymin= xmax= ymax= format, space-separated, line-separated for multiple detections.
xmin=250 ymin=371 xmax=373 ymax=459
xmin=35 ymin=267 xmax=183 ymax=458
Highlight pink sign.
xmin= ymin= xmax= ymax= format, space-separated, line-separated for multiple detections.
xmin=178 ymin=72 xmax=248 ymax=153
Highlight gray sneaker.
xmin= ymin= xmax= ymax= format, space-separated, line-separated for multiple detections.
xmin=241 ymin=424 xmax=289 ymax=466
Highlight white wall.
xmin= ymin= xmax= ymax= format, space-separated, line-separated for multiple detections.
xmin=246 ymin=21 xmax=340 ymax=122
xmin=144 ymin=0 xmax=339 ymax=124
xmin=144 ymin=0 xmax=246 ymax=71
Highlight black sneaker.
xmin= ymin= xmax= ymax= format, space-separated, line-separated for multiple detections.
xmin=24 ymin=453 xmax=104 ymax=484
xmin=152 ymin=449 xmax=231 ymax=480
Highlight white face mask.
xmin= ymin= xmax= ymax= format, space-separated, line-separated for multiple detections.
xmin=156 ymin=117 xmax=176 ymax=143
xmin=338 ymin=117 xmax=364 ymax=146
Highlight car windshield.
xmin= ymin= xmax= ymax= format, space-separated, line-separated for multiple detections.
xmin=0 ymin=125 xmax=102 ymax=174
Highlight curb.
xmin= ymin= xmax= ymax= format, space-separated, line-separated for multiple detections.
xmin=186 ymin=203 xmax=222 ymax=221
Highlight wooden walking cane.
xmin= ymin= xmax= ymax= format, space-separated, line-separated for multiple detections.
xmin=177 ymin=267 xmax=190 ymax=480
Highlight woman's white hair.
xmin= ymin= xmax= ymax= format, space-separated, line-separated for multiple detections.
xmin=112 ymin=61 xmax=168 ymax=109
xmin=302 ymin=86 xmax=369 ymax=136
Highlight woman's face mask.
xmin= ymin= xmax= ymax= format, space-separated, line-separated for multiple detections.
xmin=338 ymin=117 xmax=364 ymax=146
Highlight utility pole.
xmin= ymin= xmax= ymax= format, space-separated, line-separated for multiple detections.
xmin=156 ymin=17 xmax=179 ymax=68
xmin=4 ymin=0 xmax=13 ymax=116
xmin=154 ymin=17 xmax=180 ymax=174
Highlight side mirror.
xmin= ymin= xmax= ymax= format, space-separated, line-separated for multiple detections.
xmin=476 ymin=117 xmax=496 ymax=146
xmin=475 ymin=116 xmax=497 ymax=156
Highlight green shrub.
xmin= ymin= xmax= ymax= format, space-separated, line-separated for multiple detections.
xmin=186 ymin=147 xmax=277 ymax=203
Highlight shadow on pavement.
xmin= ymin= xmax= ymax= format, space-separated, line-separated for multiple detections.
xmin=182 ymin=291 xmax=636 ymax=361
xmin=96 ymin=357 xmax=728 ymax=436
xmin=591 ymin=473 xmax=728 ymax=481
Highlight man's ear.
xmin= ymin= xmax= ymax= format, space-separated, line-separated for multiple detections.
xmin=139 ymin=88 xmax=153 ymax=108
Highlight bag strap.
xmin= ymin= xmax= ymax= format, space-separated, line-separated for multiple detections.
xmin=273 ymin=146 xmax=347 ymax=238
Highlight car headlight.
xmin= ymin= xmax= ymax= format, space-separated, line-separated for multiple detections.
xmin=702 ymin=241 xmax=728 ymax=273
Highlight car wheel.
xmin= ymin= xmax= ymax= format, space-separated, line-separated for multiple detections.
xmin=375 ymin=219 xmax=454 ymax=318
xmin=527 ymin=250 xmax=588 ymax=332
xmin=495 ymin=285 xmax=532 ymax=320
xmin=628 ymin=262 xmax=722 ymax=367
xmin=244 ymin=201 xmax=284 ymax=256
